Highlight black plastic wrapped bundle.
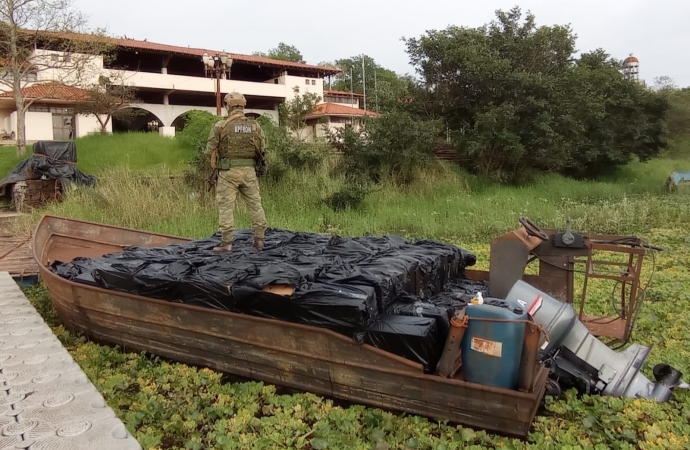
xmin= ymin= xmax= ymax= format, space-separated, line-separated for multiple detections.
xmin=386 ymin=297 xmax=453 ymax=343
xmin=231 ymin=282 xmax=378 ymax=340
xmin=49 ymin=228 xmax=478 ymax=350
xmin=365 ymin=315 xmax=442 ymax=373
xmin=428 ymin=279 xmax=490 ymax=313
xmin=329 ymin=258 xmax=412 ymax=313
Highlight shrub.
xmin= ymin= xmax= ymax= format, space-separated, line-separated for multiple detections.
xmin=178 ymin=110 xmax=219 ymax=197
xmin=330 ymin=110 xmax=441 ymax=186
xmin=176 ymin=110 xmax=219 ymax=153
xmin=323 ymin=110 xmax=441 ymax=211
xmin=257 ymin=116 xmax=330 ymax=182
xmin=323 ymin=182 xmax=369 ymax=211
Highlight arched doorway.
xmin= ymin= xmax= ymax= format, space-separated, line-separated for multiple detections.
xmin=171 ymin=109 xmax=218 ymax=132
xmin=112 ymin=107 xmax=164 ymax=133
xmin=171 ymin=113 xmax=189 ymax=132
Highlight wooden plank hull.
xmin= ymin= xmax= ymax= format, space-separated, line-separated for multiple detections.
xmin=32 ymin=215 xmax=547 ymax=437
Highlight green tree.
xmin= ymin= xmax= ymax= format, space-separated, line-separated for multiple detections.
xmin=403 ymin=6 xmax=668 ymax=182
xmin=0 ymin=0 xmax=112 ymax=155
xmin=254 ymin=42 xmax=305 ymax=63
xmin=558 ymin=50 xmax=669 ymax=178
xmin=652 ymin=77 xmax=690 ymax=142
xmin=328 ymin=55 xmax=415 ymax=113
xmin=279 ymin=89 xmax=322 ymax=141
xmin=73 ymin=74 xmax=139 ymax=133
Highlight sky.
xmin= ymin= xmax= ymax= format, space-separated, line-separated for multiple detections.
xmin=73 ymin=0 xmax=690 ymax=87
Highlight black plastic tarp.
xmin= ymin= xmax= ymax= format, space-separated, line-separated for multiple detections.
xmin=50 ymin=227 xmax=477 ymax=363
xmin=0 ymin=141 xmax=96 ymax=194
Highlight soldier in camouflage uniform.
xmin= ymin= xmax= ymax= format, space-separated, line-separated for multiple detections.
xmin=205 ymin=91 xmax=267 ymax=252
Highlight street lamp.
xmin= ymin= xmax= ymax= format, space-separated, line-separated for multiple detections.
xmin=202 ymin=51 xmax=233 ymax=116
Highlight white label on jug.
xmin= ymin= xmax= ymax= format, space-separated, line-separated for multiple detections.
xmin=470 ymin=337 xmax=503 ymax=357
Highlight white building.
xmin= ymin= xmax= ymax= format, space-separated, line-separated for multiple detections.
xmin=622 ymin=54 xmax=646 ymax=86
xmin=303 ymin=90 xmax=378 ymax=141
xmin=0 ymin=32 xmax=356 ymax=141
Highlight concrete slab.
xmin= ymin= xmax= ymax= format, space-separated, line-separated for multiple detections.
xmin=0 ymin=272 xmax=141 ymax=450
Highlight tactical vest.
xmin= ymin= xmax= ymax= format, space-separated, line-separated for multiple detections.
xmin=219 ymin=116 xmax=259 ymax=160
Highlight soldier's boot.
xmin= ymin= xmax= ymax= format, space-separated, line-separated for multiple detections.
xmin=212 ymin=244 xmax=233 ymax=253
xmin=253 ymin=238 xmax=264 ymax=250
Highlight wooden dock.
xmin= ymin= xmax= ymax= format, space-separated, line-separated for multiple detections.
xmin=0 ymin=211 xmax=39 ymax=282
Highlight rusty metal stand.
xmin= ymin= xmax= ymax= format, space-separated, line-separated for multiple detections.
xmin=482 ymin=218 xmax=655 ymax=345
xmin=576 ymin=240 xmax=646 ymax=345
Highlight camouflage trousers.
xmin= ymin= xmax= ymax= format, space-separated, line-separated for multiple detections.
xmin=216 ymin=167 xmax=267 ymax=245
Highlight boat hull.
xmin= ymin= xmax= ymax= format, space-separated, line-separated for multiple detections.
xmin=33 ymin=215 xmax=547 ymax=437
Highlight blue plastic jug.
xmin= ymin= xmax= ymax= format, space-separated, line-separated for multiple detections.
xmin=461 ymin=299 xmax=527 ymax=390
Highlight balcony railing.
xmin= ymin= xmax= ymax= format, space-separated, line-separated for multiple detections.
xmin=113 ymin=70 xmax=289 ymax=98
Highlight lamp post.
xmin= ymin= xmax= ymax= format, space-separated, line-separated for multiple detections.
xmin=202 ymin=52 xmax=232 ymax=116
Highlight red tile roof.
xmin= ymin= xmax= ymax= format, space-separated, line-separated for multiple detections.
xmin=324 ymin=89 xmax=364 ymax=97
xmin=308 ymin=102 xmax=379 ymax=118
xmin=0 ymin=82 xmax=89 ymax=100
xmin=35 ymin=30 xmax=341 ymax=76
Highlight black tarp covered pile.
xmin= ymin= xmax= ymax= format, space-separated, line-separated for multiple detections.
xmin=50 ymin=228 xmax=483 ymax=372
xmin=0 ymin=141 xmax=96 ymax=195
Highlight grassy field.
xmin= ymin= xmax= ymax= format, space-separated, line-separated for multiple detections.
xmin=0 ymin=133 xmax=193 ymax=177
xmin=7 ymin=133 xmax=690 ymax=449
xmin=7 ymin=134 xmax=690 ymax=243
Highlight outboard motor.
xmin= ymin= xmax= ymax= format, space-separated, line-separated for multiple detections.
xmin=506 ymin=280 xmax=685 ymax=401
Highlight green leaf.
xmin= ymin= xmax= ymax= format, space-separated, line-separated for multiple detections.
xmin=461 ymin=428 xmax=475 ymax=442
xmin=583 ymin=416 xmax=597 ymax=429
xmin=311 ymin=438 xmax=329 ymax=450
xmin=371 ymin=429 xmax=385 ymax=441
xmin=623 ymin=429 xmax=637 ymax=441
xmin=374 ymin=439 xmax=390 ymax=450
xmin=406 ymin=438 xmax=419 ymax=448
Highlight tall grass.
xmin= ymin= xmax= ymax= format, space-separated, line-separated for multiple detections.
xmin=0 ymin=145 xmax=28 ymax=177
xmin=10 ymin=144 xmax=690 ymax=247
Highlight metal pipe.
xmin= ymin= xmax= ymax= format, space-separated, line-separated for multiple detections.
xmin=216 ymin=73 xmax=221 ymax=116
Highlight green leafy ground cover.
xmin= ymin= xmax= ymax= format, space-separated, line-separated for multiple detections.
xmin=8 ymin=134 xmax=690 ymax=449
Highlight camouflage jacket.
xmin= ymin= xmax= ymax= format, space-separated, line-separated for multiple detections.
xmin=205 ymin=111 xmax=266 ymax=162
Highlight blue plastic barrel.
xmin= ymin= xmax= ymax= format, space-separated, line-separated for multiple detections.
xmin=461 ymin=299 xmax=527 ymax=390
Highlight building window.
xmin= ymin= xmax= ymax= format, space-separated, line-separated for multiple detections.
xmin=311 ymin=80 xmax=315 ymax=85
xmin=29 ymin=104 xmax=74 ymax=114
xmin=51 ymin=54 xmax=59 ymax=62
xmin=29 ymin=104 xmax=50 ymax=113
xmin=305 ymin=79 xmax=309 ymax=85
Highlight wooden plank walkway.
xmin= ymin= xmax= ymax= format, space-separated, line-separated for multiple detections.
xmin=0 ymin=212 xmax=39 ymax=282
xmin=0 ymin=271 xmax=141 ymax=449
xmin=0 ymin=234 xmax=38 ymax=281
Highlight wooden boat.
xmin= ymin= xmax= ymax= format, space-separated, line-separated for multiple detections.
xmin=33 ymin=215 xmax=548 ymax=437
